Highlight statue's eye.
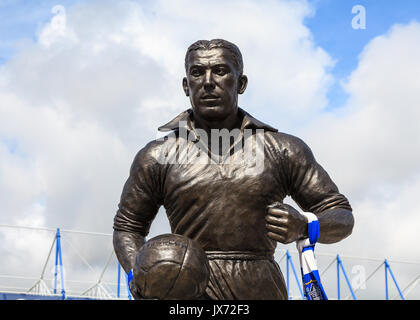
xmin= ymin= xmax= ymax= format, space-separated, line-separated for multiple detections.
xmin=190 ymin=68 xmax=202 ymax=77
xmin=214 ymin=67 xmax=228 ymax=76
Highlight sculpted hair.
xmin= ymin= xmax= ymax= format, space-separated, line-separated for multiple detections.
xmin=185 ymin=39 xmax=244 ymax=75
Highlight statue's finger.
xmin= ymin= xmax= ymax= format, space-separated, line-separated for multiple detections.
xmin=265 ymin=215 xmax=288 ymax=226
xmin=267 ymin=231 xmax=286 ymax=243
xmin=267 ymin=207 xmax=289 ymax=216
xmin=266 ymin=223 xmax=287 ymax=235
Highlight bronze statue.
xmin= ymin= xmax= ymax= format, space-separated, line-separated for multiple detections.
xmin=113 ymin=39 xmax=354 ymax=300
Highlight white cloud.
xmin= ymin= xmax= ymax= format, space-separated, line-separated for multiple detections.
xmin=136 ymin=0 xmax=334 ymax=125
xmin=299 ymin=22 xmax=420 ymax=263
xmin=0 ymin=0 xmax=332 ymax=234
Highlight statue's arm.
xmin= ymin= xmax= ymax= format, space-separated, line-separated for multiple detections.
xmin=113 ymin=144 xmax=162 ymax=273
xmin=288 ymin=136 xmax=354 ymax=243
xmin=113 ymin=230 xmax=145 ymax=274
xmin=314 ymin=207 xmax=354 ymax=244
xmin=267 ymin=134 xmax=354 ymax=244
xmin=266 ymin=204 xmax=354 ymax=244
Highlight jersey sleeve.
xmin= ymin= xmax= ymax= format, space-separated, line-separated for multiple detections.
xmin=113 ymin=142 xmax=163 ymax=236
xmin=283 ymin=135 xmax=352 ymax=215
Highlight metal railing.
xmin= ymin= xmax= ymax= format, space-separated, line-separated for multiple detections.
xmin=0 ymin=224 xmax=419 ymax=300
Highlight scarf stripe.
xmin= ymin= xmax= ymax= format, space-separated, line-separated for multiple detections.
xmin=297 ymin=212 xmax=328 ymax=300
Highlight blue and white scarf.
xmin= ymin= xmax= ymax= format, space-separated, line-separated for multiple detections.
xmin=296 ymin=212 xmax=328 ymax=300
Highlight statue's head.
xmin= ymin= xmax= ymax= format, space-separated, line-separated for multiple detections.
xmin=183 ymin=39 xmax=248 ymax=123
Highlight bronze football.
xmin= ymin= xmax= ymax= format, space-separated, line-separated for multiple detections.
xmin=133 ymin=233 xmax=210 ymax=300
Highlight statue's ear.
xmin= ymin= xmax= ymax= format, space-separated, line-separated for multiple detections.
xmin=182 ymin=77 xmax=189 ymax=96
xmin=238 ymin=75 xmax=248 ymax=94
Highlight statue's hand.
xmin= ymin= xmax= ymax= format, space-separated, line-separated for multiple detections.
xmin=265 ymin=203 xmax=308 ymax=244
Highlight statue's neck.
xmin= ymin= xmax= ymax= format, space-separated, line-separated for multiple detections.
xmin=192 ymin=109 xmax=242 ymax=135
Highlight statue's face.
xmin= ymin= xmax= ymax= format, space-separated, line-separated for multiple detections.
xmin=183 ymin=47 xmax=246 ymax=123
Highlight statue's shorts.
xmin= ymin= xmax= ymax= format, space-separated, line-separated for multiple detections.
xmin=202 ymin=251 xmax=288 ymax=300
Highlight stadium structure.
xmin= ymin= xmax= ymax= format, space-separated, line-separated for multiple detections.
xmin=0 ymin=224 xmax=419 ymax=300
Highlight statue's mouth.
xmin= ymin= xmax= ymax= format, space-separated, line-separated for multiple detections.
xmin=201 ymin=94 xmax=220 ymax=101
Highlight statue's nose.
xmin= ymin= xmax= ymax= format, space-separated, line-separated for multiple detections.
xmin=203 ymin=70 xmax=216 ymax=91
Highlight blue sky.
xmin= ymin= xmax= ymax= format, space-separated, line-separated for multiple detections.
xmin=1 ymin=0 xmax=420 ymax=110
xmin=0 ymin=0 xmax=71 ymax=63
xmin=306 ymin=0 xmax=420 ymax=109
xmin=308 ymin=0 xmax=420 ymax=76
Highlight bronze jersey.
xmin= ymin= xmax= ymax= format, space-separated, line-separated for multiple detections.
xmin=113 ymin=108 xmax=351 ymax=255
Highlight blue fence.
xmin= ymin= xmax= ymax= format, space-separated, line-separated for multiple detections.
xmin=281 ymin=249 xmax=408 ymax=300
xmin=0 ymin=225 xmax=416 ymax=300
xmin=0 ymin=292 xmax=94 ymax=300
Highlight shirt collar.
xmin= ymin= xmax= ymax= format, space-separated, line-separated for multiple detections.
xmin=158 ymin=107 xmax=278 ymax=133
